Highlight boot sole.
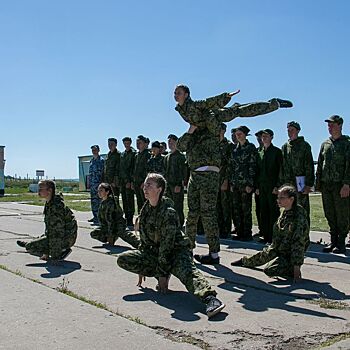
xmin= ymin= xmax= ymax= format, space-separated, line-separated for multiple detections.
xmin=207 ymin=303 xmax=226 ymax=318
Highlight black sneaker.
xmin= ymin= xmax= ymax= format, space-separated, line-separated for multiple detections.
xmin=194 ymin=254 xmax=220 ymax=265
xmin=205 ymin=296 xmax=225 ymax=318
xmin=323 ymin=243 xmax=336 ymax=253
xmin=332 ymin=246 xmax=346 ymax=254
xmin=270 ymin=98 xmax=293 ymax=108
xmin=17 ymin=240 xmax=27 ymax=248
xmin=231 ymin=258 xmax=244 ymax=267
xmin=59 ymin=248 xmax=72 ymax=260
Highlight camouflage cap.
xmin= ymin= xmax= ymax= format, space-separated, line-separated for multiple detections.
xmin=235 ymin=126 xmax=251 ymax=136
xmin=287 ymin=121 xmax=301 ymax=130
xmin=137 ymin=135 xmax=148 ymax=143
xmin=324 ymin=115 xmax=344 ymax=125
xmin=108 ymin=137 xmax=117 ymax=143
xmin=151 ymin=141 xmax=161 ymax=148
xmin=261 ymin=128 xmax=274 ymax=137
xmin=90 ymin=144 xmax=100 ymax=151
xmin=167 ymin=133 xmax=178 ymax=141
xmin=122 ymin=136 xmax=132 ymax=142
xmin=254 ymin=130 xmax=264 ymax=137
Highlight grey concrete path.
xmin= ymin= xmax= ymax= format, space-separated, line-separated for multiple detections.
xmin=0 ymin=202 xmax=350 ymax=350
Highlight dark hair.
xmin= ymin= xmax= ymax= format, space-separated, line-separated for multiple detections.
xmin=145 ymin=173 xmax=166 ymax=199
xmin=39 ymin=180 xmax=56 ymax=197
xmin=176 ymin=84 xmax=190 ymax=97
xmin=99 ymin=182 xmax=117 ymax=208
xmin=278 ymin=184 xmax=298 ymax=211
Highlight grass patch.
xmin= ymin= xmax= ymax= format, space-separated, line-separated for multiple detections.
xmin=310 ymin=297 xmax=350 ymax=310
xmin=316 ymin=333 xmax=350 ymax=348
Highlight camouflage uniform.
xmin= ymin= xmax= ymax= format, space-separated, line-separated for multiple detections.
xmin=133 ymin=149 xmax=151 ymax=213
xmin=120 ymin=147 xmax=136 ymax=226
xmin=164 ymin=150 xmax=187 ymax=227
xmin=242 ymin=205 xmax=310 ymax=278
xmin=217 ymin=137 xmax=232 ymax=237
xmin=256 ymin=144 xmax=283 ymax=242
xmin=315 ymin=135 xmax=350 ymax=249
xmin=103 ymin=149 xmax=121 ymax=199
xmin=175 ymin=93 xmax=279 ymax=134
xmin=117 ymin=198 xmax=217 ymax=302
xmin=89 ymin=155 xmax=104 ymax=222
xmin=90 ymin=197 xmax=140 ymax=248
xmin=280 ymin=136 xmax=315 ymax=221
xmin=230 ymin=140 xmax=257 ymax=240
xmin=255 ymin=144 xmax=263 ymax=234
xmin=177 ymin=128 xmax=221 ymax=253
xmin=25 ymin=194 xmax=77 ymax=259
xmin=147 ymin=154 xmax=165 ymax=174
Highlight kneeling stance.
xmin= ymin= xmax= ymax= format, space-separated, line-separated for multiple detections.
xmin=117 ymin=173 xmax=225 ymax=318
xmin=17 ymin=180 xmax=77 ymax=262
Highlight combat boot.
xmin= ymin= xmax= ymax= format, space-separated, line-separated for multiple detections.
xmin=231 ymin=258 xmax=244 ymax=267
xmin=323 ymin=243 xmax=336 ymax=253
xmin=194 ymin=254 xmax=220 ymax=265
xmin=204 ymin=295 xmax=225 ymax=318
xmin=269 ymin=98 xmax=293 ymax=108
xmin=17 ymin=240 xmax=27 ymax=248
xmin=332 ymin=246 xmax=346 ymax=254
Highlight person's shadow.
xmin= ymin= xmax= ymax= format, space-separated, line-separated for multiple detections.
xmin=26 ymin=260 xmax=81 ymax=278
xmin=123 ymin=286 xmax=228 ymax=322
xmin=196 ymin=263 xmax=347 ymax=320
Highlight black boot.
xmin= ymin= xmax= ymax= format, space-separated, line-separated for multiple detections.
xmin=204 ymin=295 xmax=225 ymax=318
xmin=194 ymin=254 xmax=220 ymax=265
xmin=231 ymin=258 xmax=244 ymax=267
xmin=17 ymin=240 xmax=27 ymax=248
xmin=323 ymin=243 xmax=336 ymax=253
xmin=270 ymin=98 xmax=293 ymax=108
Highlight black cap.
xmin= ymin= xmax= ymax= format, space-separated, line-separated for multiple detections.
xmin=91 ymin=144 xmax=100 ymax=151
xmin=254 ymin=130 xmax=264 ymax=137
xmin=287 ymin=121 xmax=301 ymax=131
xmin=137 ymin=135 xmax=148 ymax=143
xmin=231 ymin=128 xmax=237 ymax=134
xmin=324 ymin=115 xmax=343 ymax=125
xmin=108 ymin=137 xmax=117 ymax=143
xmin=261 ymin=128 xmax=274 ymax=137
xmin=160 ymin=141 xmax=167 ymax=147
xmin=167 ymin=134 xmax=178 ymax=141
xmin=235 ymin=126 xmax=251 ymax=135
xmin=151 ymin=141 xmax=161 ymax=148
xmin=122 ymin=137 xmax=132 ymax=142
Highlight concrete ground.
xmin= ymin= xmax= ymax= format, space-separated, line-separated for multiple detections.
xmin=0 ymin=202 xmax=350 ymax=350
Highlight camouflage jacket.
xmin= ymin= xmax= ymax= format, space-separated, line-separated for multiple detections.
xmin=316 ymin=135 xmax=350 ymax=189
xmin=230 ymin=140 xmax=257 ymax=188
xmin=133 ymin=149 xmax=151 ymax=184
xmin=163 ymin=150 xmax=187 ymax=187
xmin=280 ymin=136 xmax=315 ymax=188
xmin=260 ymin=205 xmax=310 ymax=266
xmin=147 ymin=154 xmax=165 ymax=174
xmin=103 ymin=150 xmax=121 ymax=186
xmin=256 ymin=144 xmax=283 ymax=189
xmin=177 ymin=128 xmax=221 ymax=170
xmin=219 ymin=137 xmax=232 ymax=184
xmin=139 ymin=197 xmax=190 ymax=276
xmin=120 ymin=147 xmax=136 ymax=183
xmin=175 ymin=93 xmax=231 ymax=134
xmin=97 ymin=197 xmax=126 ymax=238
xmin=44 ymin=194 xmax=78 ymax=260
xmin=89 ymin=156 xmax=104 ymax=185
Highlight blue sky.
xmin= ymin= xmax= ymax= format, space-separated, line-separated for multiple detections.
xmin=1 ymin=0 xmax=349 ymax=178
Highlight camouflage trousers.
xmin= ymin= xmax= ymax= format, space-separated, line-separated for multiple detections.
xmin=217 ymin=188 xmax=232 ymax=238
xmin=255 ymin=192 xmax=261 ymax=233
xmin=25 ymin=232 xmax=77 ymax=258
xmin=231 ymin=186 xmax=253 ymax=239
xmin=134 ymin=182 xmax=146 ymax=214
xmin=321 ymin=182 xmax=350 ymax=248
xmin=117 ymin=249 xmax=216 ymax=302
xmin=90 ymin=228 xmax=140 ymax=249
xmin=297 ymin=192 xmax=310 ymax=225
xmin=121 ymin=180 xmax=135 ymax=225
xmin=186 ymin=171 xmax=220 ymax=253
xmin=165 ymin=184 xmax=185 ymax=227
xmin=259 ymin=186 xmax=280 ymax=243
xmin=90 ymin=184 xmax=101 ymax=221
xmin=212 ymin=99 xmax=279 ymax=123
xmin=242 ymin=250 xmax=293 ymax=278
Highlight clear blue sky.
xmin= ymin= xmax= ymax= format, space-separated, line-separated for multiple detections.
xmin=1 ymin=0 xmax=349 ymax=179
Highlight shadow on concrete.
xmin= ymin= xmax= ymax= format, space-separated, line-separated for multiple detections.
xmin=92 ymin=244 xmax=131 ymax=255
xmin=26 ymin=260 xmax=81 ymax=278
xmin=197 ymin=263 xmax=347 ymax=320
xmin=123 ymin=286 xmax=208 ymax=322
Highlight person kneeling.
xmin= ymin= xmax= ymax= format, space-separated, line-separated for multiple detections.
xmin=117 ymin=173 xmax=225 ymax=318
xmin=90 ymin=183 xmax=140 ymax=248
xmin=17 ymin=180 xmax=77 ymax=263
xmin=231 ymin=185 xmax=310 ymax=283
